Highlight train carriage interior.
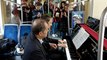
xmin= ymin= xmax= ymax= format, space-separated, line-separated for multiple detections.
xmin=0 ymin=0 xmax=107 ymax=60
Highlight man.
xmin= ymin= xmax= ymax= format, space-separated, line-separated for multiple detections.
xmin=22 ymin=19 xmax=49 ymax=60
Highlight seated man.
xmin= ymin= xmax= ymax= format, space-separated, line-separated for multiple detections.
xmin=23 ymin=18 xmax=66 ymax=60
xmin=23 ymin=19 xmax=49 ymax=60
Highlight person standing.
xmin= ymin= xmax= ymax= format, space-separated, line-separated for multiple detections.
xmin=32 ymin=3 xmax=43 ymax=20
xmin=11 ymin=5 xmax=20 ymax=25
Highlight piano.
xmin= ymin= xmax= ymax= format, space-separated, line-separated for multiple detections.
xmin=64 ymin=24 xmax=107 ymax=60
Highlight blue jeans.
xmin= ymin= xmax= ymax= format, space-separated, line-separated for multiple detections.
xmin=52 ymin=22 xmax=58 ymax=34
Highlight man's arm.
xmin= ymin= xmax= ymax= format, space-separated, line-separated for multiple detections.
xmin=43 ymin=37 xmax=66 ymax=49
xmin=44 ymin=37 xmax=58 ymax=44
xmin=30 ymin=50 xmax=47 ymax=60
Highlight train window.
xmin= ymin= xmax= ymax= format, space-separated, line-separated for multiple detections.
xmin=0 ymin=1 xmax=3 ymax=35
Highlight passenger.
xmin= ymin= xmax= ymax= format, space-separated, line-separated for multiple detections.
xmin=11 ymin=5 xmax=20 ymax=25
xmin=32 ymin=3 xmax=43 ymax=20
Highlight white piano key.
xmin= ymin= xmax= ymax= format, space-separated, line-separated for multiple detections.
xmin=64 ymin=39 xmax=72 ymax=60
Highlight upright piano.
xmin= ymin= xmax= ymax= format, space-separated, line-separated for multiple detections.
xmin=64 ymin=24 xmax=107 ymax=60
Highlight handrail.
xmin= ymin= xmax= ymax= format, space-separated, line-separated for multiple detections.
xmin=98 ymin=7 xmax=107 ymax=60
xmin=80 ymin=24 xmax=107 ymax=49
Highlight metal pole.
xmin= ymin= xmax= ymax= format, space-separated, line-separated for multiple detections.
xmin=97 ymin=7 xmax=107 ymax=60
xmin=78 ymin=0 xmax=81 ymax=11
xmin=3 ymin=0 xmax=23 ymax=44
xmin=68 ymin=8 xmax=70 ymax=34
xmin=48 ymin=0 xmax=49 ymax=14
xmin=20 ymin=6 xmax=23 ymax=23
xmin=89 ymin=0 xmax=93 ymax=16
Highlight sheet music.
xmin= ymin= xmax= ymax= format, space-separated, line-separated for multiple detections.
xmin=72 ymin=27 xmax=89 ymax=49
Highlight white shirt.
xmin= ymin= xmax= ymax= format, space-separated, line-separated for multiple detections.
xmin=38 ymin=39 xmax=44 ymax=44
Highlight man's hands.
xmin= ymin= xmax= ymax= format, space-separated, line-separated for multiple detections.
xmin=58 ymin=40 xmax=66 ymax=44
xmin=49 ymin=39 xmax=67 ymax=49
xmin=58 ymin=39 xmax=67 ymax=48
xmin=49 ymin=43 xmax=57 ymax=49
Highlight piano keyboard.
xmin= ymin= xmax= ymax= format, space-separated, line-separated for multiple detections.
xmin=64 ymin=39 xmax=72 ymax=60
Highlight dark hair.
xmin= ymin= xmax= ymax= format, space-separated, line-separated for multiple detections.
xmin=32 ymin=19 xmax=47 ymax=35
xmin=60 ymin=1 xmax=66 ymax=7
xmin=35 ymin=2 xmax=42 ymax=6
xmin=41 ymin=14 xmax=52 ymax=23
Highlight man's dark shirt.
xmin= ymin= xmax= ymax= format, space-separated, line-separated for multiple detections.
xmin=22 ymin=32 xmax=47 ymax=60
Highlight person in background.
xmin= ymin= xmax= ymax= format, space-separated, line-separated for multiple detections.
xmin=52 ymin=7 xmax=61 ymax=37
xmin=49 ymin=0 xmax=54 ymax=17
xmin=60 ymin=1 xmax=66 ymax=11
xmin=11 ymin=5 xmax=20 ymax=25
xmin=26 ymin=2 xmax=35 ymax=21
xmin=35 ymin=0 xmax=44 ymax=13
xmin=28 ymin=2 xmax=35 ymax=10
xmin=41 ymin=14 xmax=53 ymax=29
xmin=35 ymin=0 xmax=42 ymax=5
xmin=32 ymin=3 xmax=43 ymax=20
xmin=59 ymin=4 xmax=68 ymax=38
xmin=43 ymin=1 xmax=48 ymax=14
xmin=20 ymin=0 xmax=29 ymax=22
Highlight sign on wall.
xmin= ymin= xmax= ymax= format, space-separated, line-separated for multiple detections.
xmin=71 ymin=11 xmax=84 ymax=28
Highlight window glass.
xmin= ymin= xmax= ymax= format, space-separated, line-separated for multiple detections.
xmin=0 ymin=0 xmax=3 ymax=35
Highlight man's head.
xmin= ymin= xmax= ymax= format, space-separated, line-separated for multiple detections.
xmin=32 ymin=19 xmax=49 ymax=39
xmin=41 ymin=14 xmax=53 ymax=28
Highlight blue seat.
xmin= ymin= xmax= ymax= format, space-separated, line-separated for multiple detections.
xmin=4 ymin=24 xmax=18 ymax=43
xmin=15 ymin=24 xmax=31 ymax=56
xmin=19 ymin=24 xmax=31 ymax=47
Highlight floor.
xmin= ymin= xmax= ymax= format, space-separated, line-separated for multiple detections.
xmin=15 ymin=56 xmax=22 ymax=60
